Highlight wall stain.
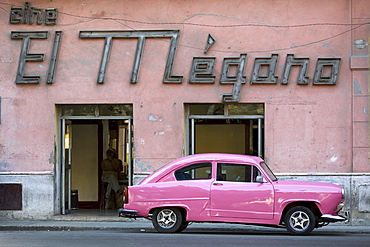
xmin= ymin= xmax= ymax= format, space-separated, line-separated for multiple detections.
xmin=148 ymin=114 xmax=163 ymax=122
xmin=137 ymin=159 xmax=152 ymax=172
xmin=0 ymin=161 xmax=11 ymax=172
xmin=49 ymin=151 xmax=54 ymax=164
xmin=354 ymin=81 xmax=363 ymax=94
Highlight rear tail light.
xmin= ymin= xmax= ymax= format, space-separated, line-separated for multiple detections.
xmin=124 ymin=187 xmax=128 ymax=204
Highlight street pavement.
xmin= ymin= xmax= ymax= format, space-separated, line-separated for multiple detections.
xmin=1 ymin=216 xmax=370 ymax=234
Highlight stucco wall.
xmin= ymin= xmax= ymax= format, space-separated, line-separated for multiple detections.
xmin=0 ymin=174 xmax=54 ymax=220
xmin=0 ymin=0 xmax=368 ymax=221
xmin=0 ymin=0 xmax=368 ymax=173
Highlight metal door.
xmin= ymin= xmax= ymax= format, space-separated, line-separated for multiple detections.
xmin=61 ymin=119 xmax=72 ymax=214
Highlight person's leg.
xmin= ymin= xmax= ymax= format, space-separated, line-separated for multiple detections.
xmin=102 ymin=173 xmax=121 ymax=196
xmin=102 ymin=174 xmax=111 ymax=198
xmin=106 ymin=183 xmax=112 ymax=198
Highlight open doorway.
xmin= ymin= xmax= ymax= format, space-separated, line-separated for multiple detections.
xmin=58 ymin=105 xmax=132 ymax=214
xmin=186 ymin=103 xmax=264 ymax=157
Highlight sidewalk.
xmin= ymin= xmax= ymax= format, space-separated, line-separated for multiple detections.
xmin=1 ymin=218 xmax=370 ymax=234
xmin=0 ymin=209 xmax=369 ymax=233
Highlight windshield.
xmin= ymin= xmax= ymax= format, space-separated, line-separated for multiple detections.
xmin=260 ymin=162 xmax=278 ymax=181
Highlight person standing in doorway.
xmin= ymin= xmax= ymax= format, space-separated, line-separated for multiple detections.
xmin=101 ymin=148 xmax=123 ymax=201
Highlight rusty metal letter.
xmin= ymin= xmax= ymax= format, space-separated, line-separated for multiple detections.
xmin=45 ymin=8 xmax=57 ymax=25
xmin=163 ymin=31 xmax=183 ymax=83
xmin=9 ymin=7 xmax=22 ymax=24
xmin=251 ymin=54 xmax=279 ymax=84
xmin=29 ymin=7 xmax=43 ymax=25
xmin=282 ymin=54 xmax=309 ymax=85
xmin=313 ymin=58 xmax=341 ymax=85
xmin=189 ymin=57 xmax=216 ymax=83
xmin=131 ymin=36 xmax=145 ymax=83
xmin=98 ymin=36 xmax=113 ymax=83
xmin=220 ymin=54 xmax=247 ymax=102
xmin=11 ymin=31 xmax=48 ymax=84
xmin=47 ymin=31 xmax=62 ymax=84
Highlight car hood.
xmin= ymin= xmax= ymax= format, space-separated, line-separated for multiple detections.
xmin=273 ymin=180 xmax=342 ymax=193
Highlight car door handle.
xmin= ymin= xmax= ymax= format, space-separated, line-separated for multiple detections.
xmin=213 ymin=182 xmax=223 ymax=186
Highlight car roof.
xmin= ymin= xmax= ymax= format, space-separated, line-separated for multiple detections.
xmin=139 ymin=153 xmax=264 ymax=184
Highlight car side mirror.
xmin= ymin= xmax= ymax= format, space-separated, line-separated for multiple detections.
xmin=255 ymin=175 xmax=266 ymax=183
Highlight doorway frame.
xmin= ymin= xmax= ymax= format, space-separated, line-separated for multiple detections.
xmin=186 ymin=115 xmax=264 ymax=157
xmin=58 ymin=115 xmax=133 ymax=215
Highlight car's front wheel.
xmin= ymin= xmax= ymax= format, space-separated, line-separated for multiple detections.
xmin=152 ymin=208 xmax=186 ymax=233
xmin=285 ymin=206 xmax=316 ymax=235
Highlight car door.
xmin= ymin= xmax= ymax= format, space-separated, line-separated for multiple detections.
xmin=210 ymin=163 xmax=274 ymax=220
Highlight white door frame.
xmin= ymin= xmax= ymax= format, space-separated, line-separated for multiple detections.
xmin=187 ymin=115 xmax=264 ymax=157
xmin=58 ymin=116 xmax=133 ymax=214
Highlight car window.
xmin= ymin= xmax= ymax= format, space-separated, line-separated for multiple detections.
xmin=217 ymin=163 xmax=262 ymax=183
xmin=252 ymin=166 xmax=262 ymax=182
xmin=260 ymin=162 xmax=278 ymax=181
xmin=175 ymin=162 xmax=212 ymax=180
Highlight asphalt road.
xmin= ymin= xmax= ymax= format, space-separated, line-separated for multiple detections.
xmin=1 ymin=229 xmax=370 ymax=247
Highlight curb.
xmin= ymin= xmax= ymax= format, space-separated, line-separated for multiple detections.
xmin=1 ymin=221 xmax=370 ymax=234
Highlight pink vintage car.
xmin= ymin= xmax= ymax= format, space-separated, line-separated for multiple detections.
xmin=118 ymin=153 xmax=347 ymax=235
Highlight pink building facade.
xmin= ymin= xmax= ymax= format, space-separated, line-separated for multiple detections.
xmin=0 ymin=0 xmax=369 ymax=224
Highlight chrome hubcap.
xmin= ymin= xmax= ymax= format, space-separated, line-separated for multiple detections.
xmin=289 ymin=211 xmax=310 ymax=231
xmin=157 ymin=209 xmax=177 ymax=229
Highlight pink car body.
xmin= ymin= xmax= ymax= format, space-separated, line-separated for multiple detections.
xmin=119 ymin=153 xmax=347 ymax=235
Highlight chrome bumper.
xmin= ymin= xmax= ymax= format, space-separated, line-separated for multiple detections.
xmin=321 ymin=214 xmax=348 ymax=222
xmin=118 ymin=208 xmax=138 ymax=218
xmin=321 ymin=203 xmax=349 ymax=223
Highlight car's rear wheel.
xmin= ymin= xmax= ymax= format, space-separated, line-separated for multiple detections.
xmin=152 ymin=208 xmax=186 ymax=233
xmin=285 ymin=206 xmax=316 ymax=235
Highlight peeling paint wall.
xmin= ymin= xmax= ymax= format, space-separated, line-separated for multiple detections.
xmin=0 ymin=0 xmax=368 ymax=222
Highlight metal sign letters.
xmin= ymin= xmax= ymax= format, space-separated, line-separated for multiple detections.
xmin=9 ymin=3 xmax=341 ymax=103
xmin=10 ymin=2 xmax=57 ymax=25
